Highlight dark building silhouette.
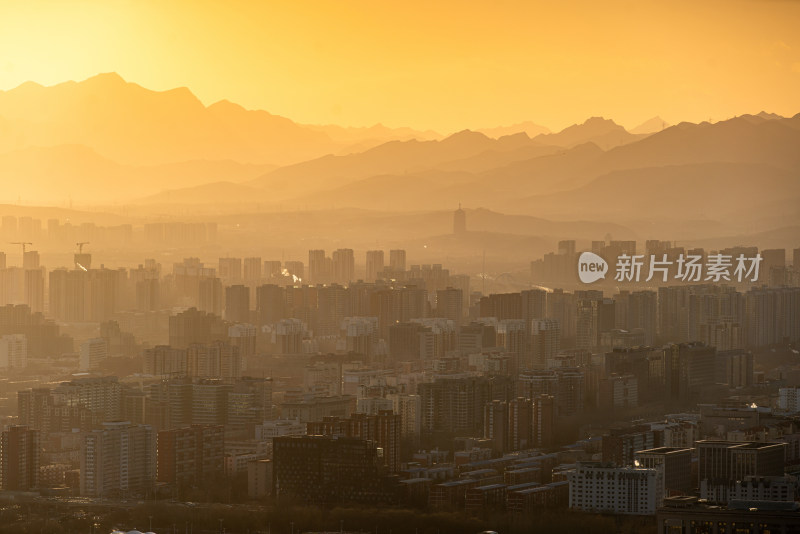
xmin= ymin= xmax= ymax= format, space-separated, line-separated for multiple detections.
xmin=306 ymin=411 xmax=401 ymax=472
xmin=168 ymin=308 xmax=229 ymax=349
xmin=256 ymin=284 xmax=285 ymax=325
xmin=272 ymin=435 xmax=397 ymax=505
xmin=0 ymin=304 xmax=71 ymax=357
xmin=697 ymin=440 xmax=786 ymax=503
xmin=225 ymin=284 xmax=250 ymax=323
xmin=198 ymin=277 xmax=223 ymax=316
xmin=157 ymin=424 xmax=224 ymax=487
xmin=332 ymin=248 xmax=355 ymax=284
xmin=665 ymin=342 xmax=717 ymax=403
xmin=389 ymin=249 xmax=406 ymax=272
xmin=0 ymin=425 xmax=40 ymax=490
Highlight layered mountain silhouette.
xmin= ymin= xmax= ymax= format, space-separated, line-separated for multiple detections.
xmin=0 ymin=74 xmax=312 ymax=165
xmin=0 ymin=73 xmax=434 ymax=168
xmin=478 ymin=121 xmax=551 ymax=139
xmin=630 ymin=116 xmax=669 ymax=134
xmin=306 ymin=123 xmax=443 ymax=155
xmin=0 ymin=144 xmax=274 ymax=204
xmin=530 ymin=117 xmax=644 ymax=150
xmin=245 ymin=130 xmax=557 ymax=199
xmin=0 ymin=73 xmax=797 ymax=244
xmin=270 ymin=114 xmax=800 ymax=238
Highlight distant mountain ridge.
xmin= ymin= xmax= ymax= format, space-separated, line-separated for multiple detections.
xmin=268 ymin=113 xmax=800 ymax=239
xmin=0 ymin=73 xmax=437 ymax=167
xmin=0 ymin=72 xmax=796 ymax=244
xmin=478 ymin=121 xmax=551 ymax=139
xmin=244 ymin=129 xmax=543 ymax=198
xmin=0 ymin=143 xmax=275 ymax=204
xmin=245 ymin=117 xmax=648 ymax=200
xmin=630 ymin=116 xmax=669 ymax=134
xmin=531 ymin=117 xmax=644 ymax=149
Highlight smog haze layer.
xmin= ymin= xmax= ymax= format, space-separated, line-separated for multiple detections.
xmin=0 ymin=0 xmax=797 ymax=277
xmin=2 ymin=5 xmax=800 ymax=533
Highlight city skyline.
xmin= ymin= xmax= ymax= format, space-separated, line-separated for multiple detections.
xmin=0 ymin=2 xmax=798 ymax=533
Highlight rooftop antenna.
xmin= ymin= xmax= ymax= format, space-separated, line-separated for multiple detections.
xmin=482 ymin=250 xmax=486 ymax=295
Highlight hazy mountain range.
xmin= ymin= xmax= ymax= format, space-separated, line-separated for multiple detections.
xmin=0 ymin=73 xmax=797 ymax=245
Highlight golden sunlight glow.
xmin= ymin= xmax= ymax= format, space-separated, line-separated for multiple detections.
xmin=0 ymin=0 xmax=798 ymax=131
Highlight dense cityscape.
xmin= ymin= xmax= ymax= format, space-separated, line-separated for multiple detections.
xmin=2 ymin=2 xmax=799 ymax=533
xmin=0 ymin=208 xmax=798 ymax=533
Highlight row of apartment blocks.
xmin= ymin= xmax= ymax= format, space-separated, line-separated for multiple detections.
xmin=54 ymin=343 xmax=758 ymax=450
xmin=174 ymin=283 xmax=800 ymax=357
xmin=148 ymin=283 xmax=797 ymax=364
xmin=262 ymin=425 xmax=800 ymax=515
xmin=269 ymin=433 xmax=571 ymax=510
xmin=267 ymin=434 xmax=794 ymax=515
xmin=8 ymin=340 xmax=766 ymax=456
xmin=0 ymin=409 xmax=401 ymax=499
xmin=213 ymin=249 xmax=456 ymax=288
xmin=1 ymin=264 xmax=798 ymax=362
xmin=0 ymin=421 xmax=233 ymax=498
xmin=17 ymin=375 xmax=274 ymax=434
xmin=253 ymin=387 xmax=800 ymax=512
xmin=6 ymin=377 xmax=800 ymax=515
xmin=568 ymin=440 xmax=793 ymax=516
xmin=0 ymin=215 xmax=218 ymax=247
xmin=3 ymin=253 xmax=467 ymax=323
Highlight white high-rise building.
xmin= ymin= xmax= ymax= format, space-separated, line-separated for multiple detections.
xmin=568 ymin=462 xmax=664 ymax=515
xmin=80 ymin=421 xmax=155 ymax=497
xmin=79 ymin=338 xmax=108 ymax=371
xmin=779 ymin=387 xmax=800 ymax=414
xmin=0 ymin=334 xmax=27 ymax=369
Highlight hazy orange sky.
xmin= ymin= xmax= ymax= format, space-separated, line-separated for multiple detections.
xmin=1 ymin=0 xmax=798 ymax=132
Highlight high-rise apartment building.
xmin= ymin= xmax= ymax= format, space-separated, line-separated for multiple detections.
xmin=0 ymin=425 xmax=40 ymax=490
xmin=389 ymin=250 xmax=406 ymax=272
xmin=435 ymin=287 xmax=463 ymax=326
xmin=530 ymin=319 xmax=560 ymax=369
xmin=332 ymin=248 xmax=355 ymax=284
xmin=308 ymin=250 xmax=329 ymax=284
xmin=365 ymin=250 xmax=385 ymax=282
xmin=0 ymin=333 xmax=27 ymax=369
xmin=306 ymin=411 xmax=400 ymax=472
xmin=218 ymin=257 xmax=242 ymax=282
xmin=80 ymin=421 xmax=156 ymax=497
xmin=225 ymin=284 xmax=250 ymax=323
xmin=243 ymin=257 xmax=262 ymax=284
xmin=156 ymin=425 xmax=224 ymax=487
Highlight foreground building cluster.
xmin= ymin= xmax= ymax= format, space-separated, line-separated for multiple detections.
xmin=0 ymin=233 xmax=798 ymax=531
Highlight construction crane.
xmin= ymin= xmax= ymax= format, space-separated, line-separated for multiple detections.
xmin=10 ymin=242 xmax=32 ymax=254
xmin=76 ymin=241 xmax=90 ymax=253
